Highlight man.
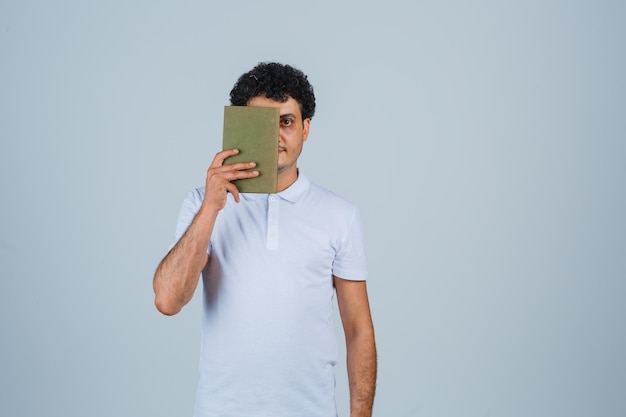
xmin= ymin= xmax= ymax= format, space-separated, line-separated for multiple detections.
xmin=153 ymin=62 xmax=376 ymax=417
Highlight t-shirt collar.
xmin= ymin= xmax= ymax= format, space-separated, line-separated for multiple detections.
xmin=240 ymin=171 xmax=310 ymax=203
xmin=277 ymin=172 xmax=309 ymax=203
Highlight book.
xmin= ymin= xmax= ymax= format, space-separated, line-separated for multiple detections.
xmin=222 ymin=106 xmax=279 ymax=193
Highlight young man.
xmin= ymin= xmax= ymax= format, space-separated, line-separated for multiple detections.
xmin=153 ymin=62 xmax=376 ymax=417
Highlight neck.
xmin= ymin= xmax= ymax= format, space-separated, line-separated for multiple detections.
xmin=276 ymin=167 xmax=298 ymax=192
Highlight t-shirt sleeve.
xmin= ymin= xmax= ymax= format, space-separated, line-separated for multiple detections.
xmin=170 ymin=188 xmax=210 ymax=254
xmin=332 ymin=207 xmax=369 ymax=281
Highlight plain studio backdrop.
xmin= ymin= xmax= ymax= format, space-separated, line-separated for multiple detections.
xmin=1 ymin=1 xmax=624 ymax=416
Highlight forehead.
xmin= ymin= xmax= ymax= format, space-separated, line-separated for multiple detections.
xmin=246 ymin=95 xmax=302 ymax=118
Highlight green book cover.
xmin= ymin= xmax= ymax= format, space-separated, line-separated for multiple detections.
xmin=222 ymin=106 xmax=279 ymax=193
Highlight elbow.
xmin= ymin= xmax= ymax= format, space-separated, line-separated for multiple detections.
xmin=154 ymin=293 xmax=183 ymax=316
xmin=345 ymin=322 xmax=376 ymax=348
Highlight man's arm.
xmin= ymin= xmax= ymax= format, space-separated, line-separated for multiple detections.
xmin=334 ymin=276 xmax=377 ymax=417
xmin=153 ymin=206 xmax=215 ymax=315
xmin=153 ymin=149 xmax=258 ymax=315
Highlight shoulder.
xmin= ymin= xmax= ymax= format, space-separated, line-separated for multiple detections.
xmin=300 ymin=179 xmax=362 ymax=231
xmin=181 ymin=187 xmax=206 ymax=209
xmin=181 ymin=186 xmax=244 ymax=214
xmin=306 ymin=180 xmax=358 ymax=213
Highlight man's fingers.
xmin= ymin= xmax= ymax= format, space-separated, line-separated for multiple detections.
xmin=205 ymin=168 xmax=259 ymax=193
xmin=207 ymin=163 xmax=258 ymax=182
xmin=214 ymin=161 xmax=257 ymax=175
xmin=209 ymin=148 xmax=240 ymax=169
xmin=223 ymin=182 xmax=241 ymax=203
xmin=204 ymin=150 xmax=259 ymax=209
xmin=223 ymin=166 xmax=259 ymax=182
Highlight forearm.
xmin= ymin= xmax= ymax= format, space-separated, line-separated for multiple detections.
xmin=153 ymin=206 xmax=218 ymax=315
xmin=346 ymin=329 xmax=377 ymax=417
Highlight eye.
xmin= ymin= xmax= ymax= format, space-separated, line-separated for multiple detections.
xmin=281 ymin=118 xmax=294 ymax=127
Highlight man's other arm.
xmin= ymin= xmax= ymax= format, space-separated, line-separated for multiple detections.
xmin=334 ymin=276 xmax=377 ymax=417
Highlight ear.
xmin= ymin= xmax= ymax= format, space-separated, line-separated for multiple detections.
xmin=302 ymin=118 xmax=311 ymax=142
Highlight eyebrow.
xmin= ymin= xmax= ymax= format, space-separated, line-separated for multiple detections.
xmin=280 ymin=113 xmax=297 ymax=119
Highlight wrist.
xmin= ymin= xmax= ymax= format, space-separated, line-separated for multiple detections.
xmin=198 ymin=202 xmax=222 ymax=218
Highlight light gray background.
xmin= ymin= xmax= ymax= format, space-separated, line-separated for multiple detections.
xmin=1 ymin=1 xmax=624 ymax=416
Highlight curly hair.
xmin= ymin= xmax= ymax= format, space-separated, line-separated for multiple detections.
xmin=230 ymin=62 xmax=316 ymax=120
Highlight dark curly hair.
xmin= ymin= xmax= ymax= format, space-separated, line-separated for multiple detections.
xmin=230 ymin=62 xmax=316 ymax=120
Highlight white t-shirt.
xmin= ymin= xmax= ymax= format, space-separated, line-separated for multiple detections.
xmin=174 ymin=173 xmax=368 ymax=417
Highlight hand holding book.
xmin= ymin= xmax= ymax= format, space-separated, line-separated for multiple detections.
xmin=202 ymin=149 xmax=259 ymax=208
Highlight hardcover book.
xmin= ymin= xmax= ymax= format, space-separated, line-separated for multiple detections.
xmin=222 ymin=106 xmax=279 ymax=193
